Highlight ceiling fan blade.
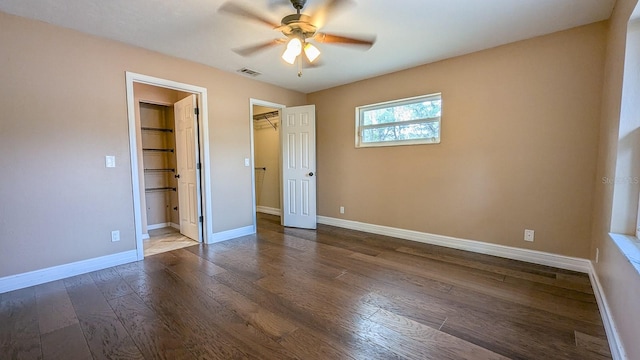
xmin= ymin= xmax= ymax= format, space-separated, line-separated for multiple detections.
xmin=310 ymin=0 xmax=355 ymax=28
xmin=218 ymin=2 xmax=280 ymax=28
xmin=314 ymin=33 xmax=375 ymax=48
xmin=233 ymin=39 xmax=285 ymax=57
xmin=267 ymin=0 xmax=291 ymax=10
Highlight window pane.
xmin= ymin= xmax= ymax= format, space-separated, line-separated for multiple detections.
xmin=362 ymin=121 xmax=440 ymax=143
xmin=362 ymin=99 xmax=441 ymax=126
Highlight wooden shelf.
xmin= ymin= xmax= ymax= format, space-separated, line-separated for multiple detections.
xmin=141 ymin=127 xmax=173 ymax=133
xmin=143 ymin=148 xmax=174 ymax=153
xmin=145 ymin=187 xmax=176 ymax=192
xmin=144 ymin=168 xmax=175 ymax=173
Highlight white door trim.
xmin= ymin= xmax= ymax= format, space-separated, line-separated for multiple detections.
xmin=125 ymin=72 xmax=213 ymax=260
xmin=249 ymin=99 xmax=286 ymax=230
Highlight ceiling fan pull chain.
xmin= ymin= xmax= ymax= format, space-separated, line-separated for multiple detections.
xmin=297 ymin=55 xmax=303 ymax=77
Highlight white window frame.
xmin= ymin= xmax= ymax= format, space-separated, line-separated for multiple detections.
xmin=355 ymin=93 xmax=442 ymax=148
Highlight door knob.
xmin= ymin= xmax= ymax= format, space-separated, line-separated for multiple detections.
xmin=308 ymin=172 xmax=314 ymax=176
xmin=175 ymin=174 xmax=180 ymax=179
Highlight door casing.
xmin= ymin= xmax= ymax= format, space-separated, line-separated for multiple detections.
xmin=125 ymin=72 xmax=212 ymax=260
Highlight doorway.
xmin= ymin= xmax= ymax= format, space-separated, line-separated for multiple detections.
xmin=126 ymin=72 xmax=213 ymax=260
xmin=253 ymin=105 xmax=282 ymax=216
xmin=250 ymin=100 xmax=317 ymax=230
xmin=137 ymin=98 xmax=199 ymax=256
xmin=250 ymin=100 xmax=285 ymax=227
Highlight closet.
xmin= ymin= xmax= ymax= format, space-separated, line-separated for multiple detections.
xmin=139 ymin=103 xmax=180 ymax=229
xmin=253 ymin=106 xmax=281 ymax=215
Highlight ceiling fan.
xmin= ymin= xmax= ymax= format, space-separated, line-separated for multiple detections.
xmin=219 ymin=0 xmax=375 ymax=76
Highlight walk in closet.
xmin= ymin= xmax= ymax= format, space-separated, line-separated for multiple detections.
xmin=139 ymin=102 xmax=180 ymax=229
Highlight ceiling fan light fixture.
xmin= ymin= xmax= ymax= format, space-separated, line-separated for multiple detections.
xmin=282 ymin=49 xmax=298 ymax=65
xmin=281 ymin=37 xmax=302 ymax=64
xmin=303 ymin=43 xmax=320 ymax=62
xmin=282 ymin=48 xmax=297 ymax=64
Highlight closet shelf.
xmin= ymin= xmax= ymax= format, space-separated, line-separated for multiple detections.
xmin=143 ymin=148 xmax=174 ymax=153
xmin=145 ymin=187 xmax=177 ymax=192
xmin=144 ymin=168 xmax=176 ymax=173
xmin=141 ymin=127 xmax=173 ymax=133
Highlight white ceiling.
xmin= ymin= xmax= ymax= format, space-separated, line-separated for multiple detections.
xmin=0 ymin=0 xmax=615 ymax=93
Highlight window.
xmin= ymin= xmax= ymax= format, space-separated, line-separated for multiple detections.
xmin=356 ymin=93 xmax=442 ymax=147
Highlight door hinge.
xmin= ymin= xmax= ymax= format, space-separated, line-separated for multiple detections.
xmin=196 ymin=162 xmax=201 ymax=170
xmin=194 ymin=107 xmax=199 ymax=116
xmin=199 ymin=216 xmax=203 ymax=223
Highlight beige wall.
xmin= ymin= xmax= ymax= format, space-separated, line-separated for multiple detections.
xmin=253 ymin=108 xmax=281 ymax=211
xmin=0 ymin=11 xmax=305 ymax=278
xmin=591 ymin=0 xmax=640 ymax=358
xmin=309 ymin=23 xmax=606 ymax=258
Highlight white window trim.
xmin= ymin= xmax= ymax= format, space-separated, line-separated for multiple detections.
xmin=355 ymin=93 xmax=442 ymax=148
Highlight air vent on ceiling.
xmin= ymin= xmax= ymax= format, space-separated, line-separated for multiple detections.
xmin=237 ymin=68 xmax=261 ymax=77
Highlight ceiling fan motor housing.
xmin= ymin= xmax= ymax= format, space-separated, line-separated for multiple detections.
xmin=281 ymin=14 xmax=317 ymax=39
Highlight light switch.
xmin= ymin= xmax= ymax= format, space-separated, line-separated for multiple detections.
xmin=105 ymin=156 xmax=116 ymax=168
xmin=244 ymin=158 xmax=250 ymax=167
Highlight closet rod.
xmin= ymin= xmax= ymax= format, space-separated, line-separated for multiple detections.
xmin=252 ymin=110 xmax=279 ymax=120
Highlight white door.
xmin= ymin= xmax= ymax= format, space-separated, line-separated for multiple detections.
xmin=281 ymin=105 xmax=317 ymax=229
xmin=174 ymin=95 xmax=201 ymax=241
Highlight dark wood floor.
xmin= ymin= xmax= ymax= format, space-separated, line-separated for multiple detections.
xmin=1 ymin=214 xmax=611 ymax=359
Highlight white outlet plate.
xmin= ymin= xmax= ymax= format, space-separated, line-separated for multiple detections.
xmin=244 ymin=158 xmax=250 ymax=167
xmin=524 ymin=229 xmax=534 ymax=242
xmin=111 ymin=230 xmax=120 ymax=242
xmin=340 ymin=206 xmax=345 ymax=214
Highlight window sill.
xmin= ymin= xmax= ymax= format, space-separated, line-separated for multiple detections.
xmin=609 ymin=233 xmax=640 ymax=275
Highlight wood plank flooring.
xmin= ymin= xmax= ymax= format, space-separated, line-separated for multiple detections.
xmin=0 ymin=213 xmax=610 ymax=359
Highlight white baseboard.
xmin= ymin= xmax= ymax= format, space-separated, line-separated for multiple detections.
xmin=142 ymin=233 xmax=150 ymax=240
xmin=170 ymin=222 xmax=180 ymax=230
xmin=317 ymin=216 xmax=591 ymax=273
xmin=257 ymin=206 xmax=281 ymax=216
xmin=147 ymin=222 xmax=170 ymax=230
xmin=0 ymin=250 xmax=138 ymax=294
xmin=588 ymin=263 xmax=626 ymax=360
xmin=209 ymin=225 xmax=255 ymax=244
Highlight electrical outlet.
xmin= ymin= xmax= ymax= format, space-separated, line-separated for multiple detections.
xmin=111 ymin=230 xmax=120 ymax=242
xmin=596 ymin=248 xmax=600 ymax=263
xmin=524 ymin=229 xmax=534 ymax=242
xmin=339 ymin=206 xmax=345 ymax=214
